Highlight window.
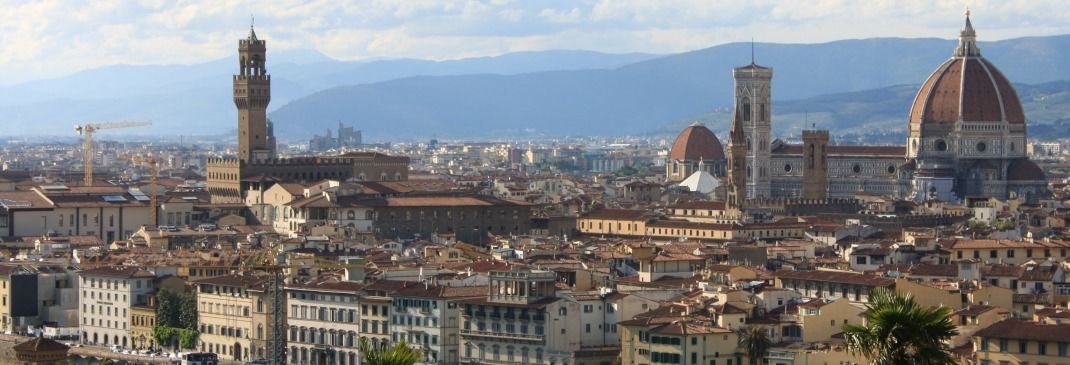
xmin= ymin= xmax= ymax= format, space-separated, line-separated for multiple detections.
xmin=742 ymin=98 xmax=751 ymax=122
xmin=990 ymin=250 xmax=997 ymax=258
xmin=583 ymin=305 xmax=593 ymax=313
xmin=1020 ymin=340 xmax=1027 ymax=354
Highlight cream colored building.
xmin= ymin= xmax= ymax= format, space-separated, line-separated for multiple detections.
xmin=947 ymin=238 xmax=1070 ymax=265
xmin=195 ymin=273 xmax=277 ymax=362
xmin=796 ymin=297 xmax=863 ymax=343
xmin=0 ymin=186 xmax=154 ymax=243
xmin=973 ymin=319 xmax=1070 ymax=365
xmin=458 ymin=269 xmax=581 ymax=365
xmin=285 ymin=280 xmax=363 ymax=365
xmin=620 ymin=305 xmax=739 ymax=365
xmin=894 ymin=278 xmax=1013 ymax=311
xmin=78 ymin=266 xmax=156 ymax=349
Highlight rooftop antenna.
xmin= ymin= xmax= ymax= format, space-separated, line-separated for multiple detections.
xmin=750 ymin=37 xmax=755 ymax=65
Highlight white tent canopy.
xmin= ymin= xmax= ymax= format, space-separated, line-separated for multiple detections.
xmin=678 ymin=170 xmax=719 ymax=194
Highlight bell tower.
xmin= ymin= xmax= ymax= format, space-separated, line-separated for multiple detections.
xmin=234 ymin=23 xmax=272 ymax=162
xmin=801 ymin=129 xmax=829 ymax=199
xmin=733 ymin=59 xmax=773 ymax=198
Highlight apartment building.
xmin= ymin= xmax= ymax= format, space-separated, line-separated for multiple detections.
xmin=78 ymin=266 xmax=156 ymax=348
xmin=974 ymin=319 xmax=1070 ymax=365
xmin=620 ymin=304 xmax=739 ymax=365
xmin=390 ymin=282 xmax=485 ymax=364
xmin=286 ymin=280 xmax=363 ymax=365
xmin=359 ymin=281 xmax=399 ymax=348
xmin=774 ymin=270 xmax=895 ymax=303
xmin=457 ymin=269 xmax=581 ymax=365
xmin=195 ymin=273 xmax=275 ymax=362
xmin=947 ymin=239 xmax=1070 ymax=265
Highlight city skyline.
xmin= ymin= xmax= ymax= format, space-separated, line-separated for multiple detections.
xmin=0 ymin=0 xmax=1068 ymax=85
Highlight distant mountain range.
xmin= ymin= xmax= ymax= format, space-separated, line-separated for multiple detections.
xmin=1 ymin=34 xmax=1069 ymax=140
xmin=0 ymin=50 xmax=657 ymax=136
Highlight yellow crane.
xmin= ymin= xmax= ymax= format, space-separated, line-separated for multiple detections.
xmin=75 ymin=120 xmax=151 ymax=185
xmin=119 ymin=155 xmax=158 ymax=227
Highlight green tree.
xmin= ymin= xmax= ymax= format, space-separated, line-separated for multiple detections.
xmin=738 ymin=325 xmax=772 ymax=365
xmin=178 ymin=292 xmax=198 ymax=330
xmin=842 ymin=288 xmax=958 ymax=365
xmin=614 ymin=165 xmax=640 ymax=177
xmin=155 ymin=290 xmax=179 ymax=328
xmin=359 ymin=338 xmax=421 ymax=365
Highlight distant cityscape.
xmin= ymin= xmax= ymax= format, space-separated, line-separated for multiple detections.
xmin=0 ymin=8 xmax=1069 ymax=365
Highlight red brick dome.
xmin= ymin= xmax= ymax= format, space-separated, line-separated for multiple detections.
xmin=1006 ymin=159 xmax=1045 ymax=181
xmin=909 ymin=14 xmax=1025 ymax=126
xmin=669 ymin=123 xmax=724 ymax=161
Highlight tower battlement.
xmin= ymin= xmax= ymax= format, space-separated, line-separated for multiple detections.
xmin=233 ymin=75 xmax=271 ymax=82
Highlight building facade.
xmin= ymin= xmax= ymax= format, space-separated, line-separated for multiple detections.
xmin=286 ymin=281 xmax=363 ymax=365
xmin=78 ymin=267 xmax=155 ymax=349
xmin=195 ymin=273 xmax=275 ymax=362
xmin=458 ymin=270 xmax=582 ymax=365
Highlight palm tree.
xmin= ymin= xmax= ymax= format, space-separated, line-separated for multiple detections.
xmin=738 ymin=325 xmax=772 ymax=365
xmin=359 ymin=338 xmax=422 ymax=365
xmin=842 ymin=287 xmax=958 ymax=365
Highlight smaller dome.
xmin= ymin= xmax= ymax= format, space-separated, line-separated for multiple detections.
xmin=669 ymin=124 xmax=725 ymax=161
xmin=1006 ymin=159 xmax=1045 ymax=181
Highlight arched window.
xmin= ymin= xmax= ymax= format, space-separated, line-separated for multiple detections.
xmin=742 ymin=97 xmax=751 ymax=122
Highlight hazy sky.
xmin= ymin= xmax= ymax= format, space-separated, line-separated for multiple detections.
xmin=0 ymin=0 xmax=1066 ymax=84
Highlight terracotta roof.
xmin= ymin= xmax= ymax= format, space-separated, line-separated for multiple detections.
xmin=1006 ymin=159 xmax=1046 ymax=181
xmin=981 ymin=264 xmax=1023 ymax=277
xmin=1019 ymin=264 xmax=1057 ymax=281
xmin=907 ymin=263 xmax=958 ymax=278
xmin=953 ymin=304 xmax=997 ymax=317
xmin=667 ymin=201 xmax=726 ymax=210
xmin=648 ymin=220 xmax=735 ymax=230
xmin=581 ymin=209 xmax=648 ymax=221
xmin=910 ymin=52 xmax=1024 ymax=125
xmin=974 ymin=319 xmax=1070 ymax=342
xmin=669 ymin=124 xmax=724 ymax=161
xmin=775 ymin=270 xmax=895 ymax=287
xmin=650 ymin=321 xmax=732 ymax=335
xmin=79 ymin=266 xmax=154 ymax=279
xmin=948 ymin=239 xmax=1053 ymax=250
xmin=194 ymin=273 xmax=270 ymax=288
xmin=13 ymin=337 xmax=68 ymax=353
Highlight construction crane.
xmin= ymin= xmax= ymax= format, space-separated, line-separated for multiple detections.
xmin=119 ymin=155 xmax=158 ymax=227
xmin=241 ymin=251 xmax=365 ymax=365
xmin=75 ymin=120 xmax=151 ymax=186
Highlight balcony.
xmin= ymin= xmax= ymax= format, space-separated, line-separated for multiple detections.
xmin=459 ymin=329 xmax=544 ymax=343
xmin=767 ymin=351 xmax=795 ymax=360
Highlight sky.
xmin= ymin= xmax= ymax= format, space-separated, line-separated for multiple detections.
xmin=0 ymin=0 xmax=1067 ymax=84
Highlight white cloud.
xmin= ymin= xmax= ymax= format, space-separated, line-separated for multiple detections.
xmin=0 ymin=0 xmax=1065 ymax=84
